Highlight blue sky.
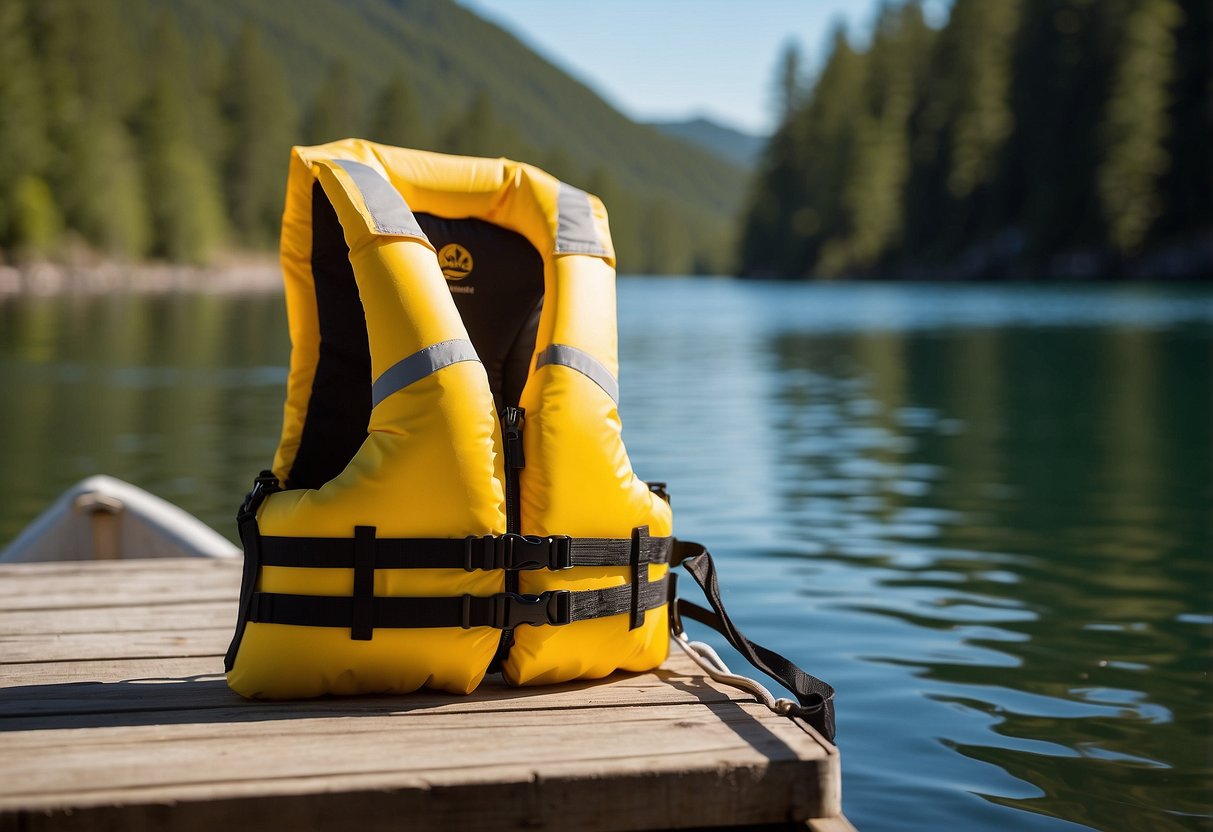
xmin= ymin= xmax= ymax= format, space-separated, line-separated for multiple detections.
xmin=457 ymin=1 xmax=949 ymax=136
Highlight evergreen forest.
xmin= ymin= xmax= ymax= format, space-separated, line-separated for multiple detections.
xmin=0 ymin=0 xmax=745 ymax=274
xmin=741 ymin=0 xmax=1211 ymax=279
xmin=1 ymin=0 xmax=1208 ymax=280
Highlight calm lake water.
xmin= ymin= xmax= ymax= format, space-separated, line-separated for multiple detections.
xmin=1 ymin=279 xmax=1210 ymax=831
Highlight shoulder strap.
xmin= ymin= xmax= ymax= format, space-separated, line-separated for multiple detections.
xmin=672 ymin=540 xmax=836 ymax=743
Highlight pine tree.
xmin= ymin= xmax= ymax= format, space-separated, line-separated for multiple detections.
xmin=901 ymin=0 xmax=1023 ymax=263
xmin=368 ymin=74 xmax=421 ymax=148
xmin=221 ymin=22 xmax=299 ymax=247
xmin=1098 ymin=0 xmax=1183 ymax=253
xmin=1157 ymin=0 xmax=1213 ymax=239
xmin=29 ymin=0 xmax=149 ymax=258
xmin=305 ymin=60 xmax=362 ymax=145
xmin=60 ymin=118 xmax=151 ymax=258
xmin=772 ymin=39 xmax=805 ymax=124
xmin=988 ymin=0 xmax=1124 ymax=260
xmin=11 ymin=175 xmax=64 ymax=260
xmin=73 ymin=0 xmax=140 ymax=121
xmin=638 ymin=198 xmax=692 ymax=275
xmin=137 ymin=14 xmax=227 ymax=263
xmin=439 ymin=91 xmax=525 ymax=158
xmin=0 ymin=0 xmax=50 ymax=253
xmin=192 ymin=31 xmax=230 ymax=171
xmin=740 ymin=26 xmax=867 ymax=276
xmin=835 ymin=3 xmax=934 ymax=271
xmin=941 ymin=0 xmax=1022 ymax=201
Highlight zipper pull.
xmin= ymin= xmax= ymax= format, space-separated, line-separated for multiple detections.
xmin=503 ymin=406 xmax=526 ymax=469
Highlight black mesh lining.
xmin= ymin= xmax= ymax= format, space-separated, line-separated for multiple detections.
xmin=286 ymin=182 xmax=372 ymax=490
xmin=414 ymin=213 xmax=545 ymax=412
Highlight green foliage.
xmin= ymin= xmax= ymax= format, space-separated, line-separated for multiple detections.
xmin=60 ymin=117 xmax=151 ymax=259
xmin=0 ymin=0 xmax=744 ymax=273
xmin=191 ymin=31 xmax=230 ymax=171
xmin=741 ymin=0 xmax=1210 ymax=278
xmin=0 ymin=0 xmax=49 ymax=247
xmin=153 ymin=0 xmax=745 ymax=273
xmin=439 ymin=92 xmax=525 ymax=158
xmin=834 ymin=4 xmax=934 ymax=271
xmin=305 ymin=61 xmax=362 ymax=145
xmin=772 ymin=39 xmax=806 ymax=124
xmin=220 ymin=23 xmax=298 ymax=248
xmin=940 ymin=0 xmax=1022 ymax=200
xmin=1098 ymin=0 xmax=1183 ymax=253
xmin=741 ymin=27 xmax=868 ymax=277
xmin=1157 ymin=0 xmax=1213 ymax=237
xmin=138 ymin=14 xmax=227 ymax=263
xmin=368 ymin=75 xmax=422 ymax=148
xmin=11 ymin=176 xmax=63 ymax=259
xmin=20 ymin=0 xmax=149 ymax=259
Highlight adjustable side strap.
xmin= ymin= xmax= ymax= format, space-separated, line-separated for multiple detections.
xmin=224 ymin=471 xmax=280 ymax=672
xmin=673 ymin=540 xmax=836 ymax=743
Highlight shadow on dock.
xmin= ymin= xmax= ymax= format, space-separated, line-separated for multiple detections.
xmin=0 ymin=663 xmax=803 ymax=764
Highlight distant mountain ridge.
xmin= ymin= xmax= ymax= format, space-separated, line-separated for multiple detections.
xmin=648 ymin=118 xmax=767 ymax=168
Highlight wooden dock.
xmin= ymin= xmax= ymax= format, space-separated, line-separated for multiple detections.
xmin=0 ymin=558 xmax=850 ymax=831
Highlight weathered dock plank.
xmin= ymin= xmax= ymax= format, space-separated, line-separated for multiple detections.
xmin=0 ymin=558 xmax=847 ymax=831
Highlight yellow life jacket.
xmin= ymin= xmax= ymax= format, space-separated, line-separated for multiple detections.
xmin=224 ymin=140 xmax=673 ymax=698
xmin=222 ymin=141 xmax=836 ymax=745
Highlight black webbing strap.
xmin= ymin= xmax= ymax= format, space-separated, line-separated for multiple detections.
xmin=258 ymin=532 xmax=673 ymax=572
xmin=571 ymin=575 xmax=668 ymax=622
xmin=224 ymin=471 xmax=281 ymax=673
xmin=351 ymin=525 xmax=376 ymax=640
xmin=224 ymin=510 xmax=261 ymax=672
xmin=247 ymin=574 xmax=669 ymax=634
xmin=629 ymin=526 xmax=649 ymax=629
xmin=672 ymin=540 xmax=837 ymax=742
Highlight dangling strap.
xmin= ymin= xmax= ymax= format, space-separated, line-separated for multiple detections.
xmin=672 ymin=540 xmax=836 ymax=743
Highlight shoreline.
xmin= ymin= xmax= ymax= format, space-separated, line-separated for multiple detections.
xmin=0 ymin=257 xmax=284 ymax=297
xmin=3 ymin=230 xmax=1209 ymax=297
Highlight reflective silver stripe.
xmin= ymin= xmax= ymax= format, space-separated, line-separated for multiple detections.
xmin=555 ymin=183 xmax=609 ymax=256
xmin=332 ymin=159 xmax=428 ymax=240
xmin=534 ymin=344 xmax=619 ymax=403
xmin=371 ymin=339 xmax=480 ymax=407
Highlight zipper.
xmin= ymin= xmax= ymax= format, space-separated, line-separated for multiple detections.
xmin=502 ymin=406 xmax=525 ymax=535
xmin=492 ymin=406 xmax=526 ymax=672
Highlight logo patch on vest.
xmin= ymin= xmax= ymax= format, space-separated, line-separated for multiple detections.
xmin=438 ymin=243 xmax=473 ymax=281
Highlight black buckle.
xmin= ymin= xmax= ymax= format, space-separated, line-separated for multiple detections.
xmin=493 ymin=591 xmax=571 ymax=628
xmin=238 ymin=470 xmax=280 ymax=521
xmin=463 ymin=534 xmax=573 ymax=571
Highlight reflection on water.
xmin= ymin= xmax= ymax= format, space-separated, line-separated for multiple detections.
xmin=0 ymin=291 xmax=289 ymax=543
xmin=620 ymin=281 xmax=1212 ymax=831
xmin=2 ymin=280 xmax=1211 ymax=831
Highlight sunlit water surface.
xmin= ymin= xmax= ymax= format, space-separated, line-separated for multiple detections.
xmin=1 ymin=279 xmax=1210 ymax=831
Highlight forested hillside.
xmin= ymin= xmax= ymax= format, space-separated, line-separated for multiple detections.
xmin=741 ymin=0 xmax=1212 ymax=279
xmin=0 ymin=0 xmax=747 ymax=274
